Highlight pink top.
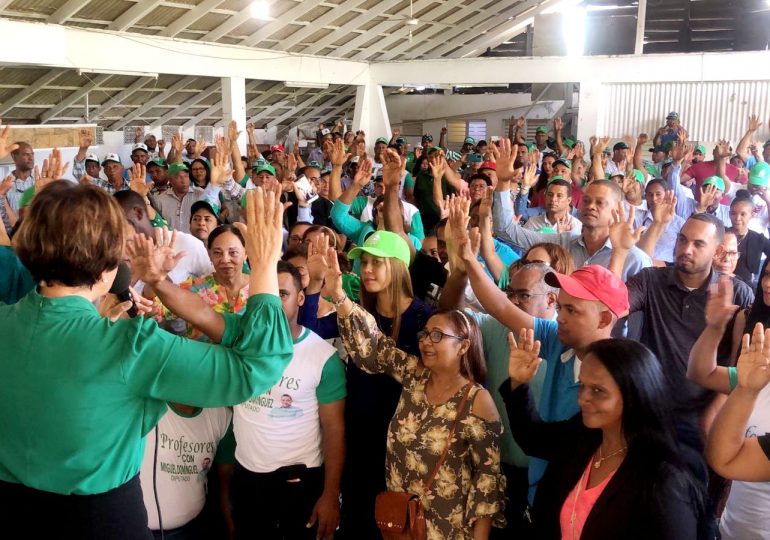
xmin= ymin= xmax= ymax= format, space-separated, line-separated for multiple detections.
xmin=559 ymin=458 xmax=617 ymax=540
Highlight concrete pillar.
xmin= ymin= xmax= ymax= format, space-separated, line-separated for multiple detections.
xmin=221 ymin=77 xmax=247 ymax=153
xmin=576 ymin=80 xmax=604 ymax=143
xmin=353 ymin=81 xmax=391 ymax=151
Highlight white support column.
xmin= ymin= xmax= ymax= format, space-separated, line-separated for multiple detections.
xmin=352 ymin=81 xmax=391 ymax=150
xmin=575 ymin=80 xmax=604 ymax=144
xmin=634 ymin=0 xmax=647 ymax=55
xmin=221 ymin=77 xmax=247 ymax=153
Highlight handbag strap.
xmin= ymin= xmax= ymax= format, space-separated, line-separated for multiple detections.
xmin=424 ymin=383 xmax=474 ymax=493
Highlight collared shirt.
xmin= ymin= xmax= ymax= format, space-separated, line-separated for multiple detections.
xmin=633 ymin=209 xmax=685 ymax=263
xmin=667 ymin=165 xmax=731 ymax=227
xmin=626 ymin=266 xmax=754 ymax=412
xmin=6 ymin=173 xmax=35 ymax=213
xmin=91 ymin=177 xmax=129 ymax=195
xmin=155 ymin=184 xmax=219 ymax=234
xmin=493 ymin=191 xmax=652 ymax=281
xmin=523 ymin=212 xmax=583 ymax=235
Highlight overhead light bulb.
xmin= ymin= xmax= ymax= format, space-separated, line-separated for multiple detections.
xmin=250 ymin=0 xmax=270 ymax=20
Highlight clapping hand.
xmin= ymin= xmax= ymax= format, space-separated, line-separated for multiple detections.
xmin=705 ymin=277 xmax=739 ymax=330
xmin=737 ymin=323 xmax=770 ymax=393
xmin=508 ymin=328 xmax=542 ymax=389
xmin=126 ymin=228 xmax=187 ymax=285
xmin=609 ymin=202 xmax=646 ymax=250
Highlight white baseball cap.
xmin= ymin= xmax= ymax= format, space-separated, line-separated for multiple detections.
xmin=131 ymin=142 xmax=148 ymax=154
xmin=101 ymin=153 xmax=122 ymax=166
xmin=85 ymin=153 xmax=99 ymax=163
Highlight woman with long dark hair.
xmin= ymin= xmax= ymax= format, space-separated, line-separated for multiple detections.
xmin=504 ymin=332 xmax=705 ymax=539
xmin=321 ymin=245 xmax=506 ymax=538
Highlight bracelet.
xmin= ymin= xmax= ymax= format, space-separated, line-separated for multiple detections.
xmin=332 ymin=293 xmax=348 ymax=307
xmin=728 ymin=366 xmax=738 ymax=391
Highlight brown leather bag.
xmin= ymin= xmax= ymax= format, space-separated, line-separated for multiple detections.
xmin=374 ymin=384 xmax=473 ymax=540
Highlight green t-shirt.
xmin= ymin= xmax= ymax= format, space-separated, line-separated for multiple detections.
xmin=0 ymin=292 xmax=293 ymax=495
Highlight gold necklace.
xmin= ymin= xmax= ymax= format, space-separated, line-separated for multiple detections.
xmin=593 ymin=445 xmax=627 ymax=469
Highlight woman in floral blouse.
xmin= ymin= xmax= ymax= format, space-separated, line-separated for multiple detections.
xmin=321 ymin=245 xmax=507 ymax=539
xmin=153 ymin=224 xmax=249 ymax=340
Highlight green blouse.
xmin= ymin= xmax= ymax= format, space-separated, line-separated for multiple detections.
xmin=0 ymin=291 xmax=293 ymax=495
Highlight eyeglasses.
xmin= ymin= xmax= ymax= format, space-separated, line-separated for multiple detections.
xmin=505 ymin=290 xmax=549 ymax=302
xmin=417 ymin=329 xmax=464 ymax=344
xmin=718 ymin=251 xmax=740 ymax=260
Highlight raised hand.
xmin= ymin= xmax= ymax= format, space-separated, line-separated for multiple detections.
xmin=637 ymin=133 xmax=649 ymax=146
xmin=34 ymin=148 xmax=68 ymax=190
xmin=478 ymin=186 xmax=493 ymax=222
xmin=392 ymin=127 xmax=401 ymax=138
xmin=234 ymin=187 xmax=284 ymax=266
xmin=591 ymin=136 xmax=610 ymax=157
xmin=286 ymin=152 xmax=298 ymax=177
xmin=748 ymin=114 xmax=763 ymax=133
xmin=194 ymin=136 xmax=207 ymax=158
xmin=609 ymin=202 xmax=645 ymax=250
xmin=381 ymin=148 xmax=402 ymax=189
xmin=0 ymin=175 xmax=11 ymax=197
xmin=134 ymin=126 xmax=143 ymax=142
xmin=429 ymin=155 xmax=446 ymax=179
xmin=652 ymin=190 xmax=677 ymax=224
xmin=737 ymin=323 xmax=770 ymax=393
xmin=573 ymin=142 xmax=585 ymax=161
xmin=508 ymin=328 xmax=542 ymax=389
xmin=171 ymin=133 xmax=183 ymax=154
xmin=126 ymin=229 xmax=186 ymax=285
xmin=699 ymin=184 xmax=719 ymax=211
xmin=714 ymin=140 xmax=731 ymax=160
xmin=705 ymin=277 xmax=739 ymax=330
xmin=553 ymin=117 xmax=563 ymax=131
xmin=127 ymin=163 xmax=149 ymax=197
xmin=622 ymin=134 xmax=636 ymax=154
xmin=228 ymin=120 xmax=240 ymax=144
xmin=521 ymin=162 xmax=539 ymax=189
xmin=210 ymin=145 xmax=233 ymax=187
xmin=494 ymin=138 xmax=517 ymax=183
xmin=447 ymin=194 xmax=471 ymax=266
xmin=78 ymin=127 xmax=93 ymax=149
xmin=307 ymin=234 xmax=330 ymax=286
xmin=322 ymin=245 xmax=345 ymax=301
xmin=669 ymin=141 xmax=684 ymax=163
xmin=158 ymin=139 xmax=166 ymax=150
xmin=556 ymin=214 xmax=574 ymax=233
xmin=353 ymin=158 xmax=373 ymax=188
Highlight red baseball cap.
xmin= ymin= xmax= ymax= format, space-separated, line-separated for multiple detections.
xmin=479 ymin=161 xmax=496 ymax=170
xmin=544 ymin=265 xmax=629 ymax=318
xmin=270 ymin=144 xmax=285 ymax=153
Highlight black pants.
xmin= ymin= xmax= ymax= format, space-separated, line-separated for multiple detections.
xmin=491 ymin=463 xmax=533 ymax=540
xmin=0 ymin=475 xmax=151 ymax=539
xmin=231 ymin=462 xmax=323 ymax=540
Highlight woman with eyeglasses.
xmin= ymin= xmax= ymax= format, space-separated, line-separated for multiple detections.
xmin=688 ymin=265 xmax=770 ymax=539
xmin=319 ymin=244 xmax=506 ymax=539
xmin=728 ymin=195 xmax=770 ymax=285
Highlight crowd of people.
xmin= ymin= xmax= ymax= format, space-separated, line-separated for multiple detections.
xmin=3 ymin=109 xmax=770 ymax=540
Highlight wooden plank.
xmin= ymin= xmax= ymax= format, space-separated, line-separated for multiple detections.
xmin=5 ymin=125 xmax=96 ymax=148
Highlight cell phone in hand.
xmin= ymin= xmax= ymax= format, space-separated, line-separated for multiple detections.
xmin=295 ymin=175 xmax=319 ymax=204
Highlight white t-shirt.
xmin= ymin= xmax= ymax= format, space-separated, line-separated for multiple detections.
xmin=359 ymin=196 xmax=419 ymax=227
xmin=234 ymin=328 xmax=345 ymax=473
xmin=720 ymin=384 xmax=770 ymax=539
xmin=140 ymin=405 xmax=232 ymax=530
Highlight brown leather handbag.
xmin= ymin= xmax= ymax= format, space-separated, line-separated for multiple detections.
xmin=374 ymin=384 xmax=473 ymax=540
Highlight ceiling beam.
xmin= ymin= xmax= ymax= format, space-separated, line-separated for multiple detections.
xmin=438 ymin=0 xmax=557 ymax=59
xmin=110 ymin=76 xmax=197 ymax=130
xmin=0 ymin=70 xmax=62 ymax=116
xmin=149 ymin=80 xmax=222 ymax=128
xmin=40 ymin=74 xmax=112 ymax=123
xmin=288 ymin=95 xmax=356 ymax=128
xmin=299 ymin=0 xmax=403 ymax=56
xmin=108 ymin=0 xmax=159 ymax=31
xmin=248 ymin=88 xmax=314 ymax=124
xmin=88 ymin=76 xmax=156 ymax=121
xmin=202 ymin=1 xmax=266 ymax=42
xmin=271 ymin=0 xmax=367 ymax=52
xmin=194 ymin=81 xmax=286 ymax=129
xmin=266 ymin=89 xmax=352 ymax=128
xmin=240 ymin=0 xmax=327 ymax=47
xmin=47 ymin=0 xmax=91 ymax=24
xmin=159 ymin=0 xmax=225 ymax=38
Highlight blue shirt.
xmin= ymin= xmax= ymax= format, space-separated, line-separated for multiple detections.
xmin=477 ymin=238 xmax=520 ymax=281
xmin=667 ymin=165 xmax=731 ymax=228
xmin=633 ymin=209 xmax=686 ymax=263
xmin=493 ymin=191 xmax=652 ymax=281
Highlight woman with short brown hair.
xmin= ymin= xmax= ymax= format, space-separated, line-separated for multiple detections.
xmin=0 ymin=183 xmax=293 ymax=538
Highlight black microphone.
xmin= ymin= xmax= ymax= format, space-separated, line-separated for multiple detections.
xmin=109 ymin=262 xmax=139 ymax=318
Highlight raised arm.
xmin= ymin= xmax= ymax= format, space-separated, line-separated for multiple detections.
xmin=381 ymin=148 xmax=416 ymax=261
xmin=228 ymin=121 xmax=247 ymax=185
xmin=687 ymin=278 xmax=740 ymax=394
xmin=707 ymin=323 xmax=770 ymax=482
xmin=477 ymin=187 xmax=505 ymax=281
xmin=736 ymin=115 xmax=762 ymax=163
xmin=608 ymin=203 xmax=645 ymax=278
xmin=636 ymin=190 xmax=677 ymax=258
xmin=438 ymin=127 xmax=447 ymax=150
xmin=328 ymin=138 xmax=349 ymax=202
xmin=633 ymin=133 xmax=647 ymax=173
xmin=714 ymin=140 xmax=733 ymax=194
xmin=590 ymin=136 xmax=609 ymax=183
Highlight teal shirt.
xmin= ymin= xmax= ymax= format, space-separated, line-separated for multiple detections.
xmin=0 ymin=291 xmax=293 ymax=495
xmin=0 ymin=246 xmax=34 ymax=304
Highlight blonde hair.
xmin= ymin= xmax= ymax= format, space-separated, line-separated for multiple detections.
xmin=360 ymin=257 xmax=414 ymax=340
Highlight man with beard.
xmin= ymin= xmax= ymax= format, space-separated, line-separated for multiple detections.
xmin=615 ymin=213 xmax=753 ymax=421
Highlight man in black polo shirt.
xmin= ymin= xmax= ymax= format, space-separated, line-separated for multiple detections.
xmin=613 ymin=212 xmax=754 ymax=421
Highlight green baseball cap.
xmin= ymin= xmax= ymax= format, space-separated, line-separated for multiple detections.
xmin=147 ymin=157 xmax=168 ymax=170
xmin=375 ymin=136 xmax=389 ymax=145
xmin=562 ymin=137 xmax=576 ymax=148
xmin=19 ymin=186 xmax=35 ymax=209
xmin=445 ymin=150 xmax=462 ymax=162
xmin=547 ymin=175 xmax=567 ymax=184
xmin=694 ymin=145 xmax=706 ymax=155
xmin=525 ymin=142 xmax=536 ymax=152
xmin=348 ymin=231 xmax=410 ymax=267
xmin=253 ymin=162 xmax=276 ymax=176
xmin=749 ymin=162 xmax=770 ymax=187
xmin=632 ymin=169 xmax=645 ymax=184
xmin=536 ymin=126 xmax=548 ymax=134
xmin=702 ymin=176 xmax=725 ymax=192
xmin=464 ymin=137 xmax=476 ymax=145
xmin=167 ymin=162 xmax=189 ymax=176
xmin=427 ymin=147 xmax=441 ymax=155
xmin=554 ymin=157 xmax=572 ymax=170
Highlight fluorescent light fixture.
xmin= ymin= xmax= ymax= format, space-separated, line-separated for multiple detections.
xmin=284 ymin=81 xmax=329 ymax=89
xmin=77 ymin=68 xmax=158 ymax=79
xmin=250 ymin=0 xmax=270 ymax=20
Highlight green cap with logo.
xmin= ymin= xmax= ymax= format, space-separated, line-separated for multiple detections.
xmin=536 ymin=126 xmax=548 ymax=134
xmin=253 ymin=162 xmax=276 ymax=176
xmin=749 ymin=161 xmax=770 ymax=187
xmin=554 ymin=157 xmax=572 ymax=170
xmin=547 ymin=175 xmax=567 ymax=185
xmin=702 ymin=176 xmax=725 ymax=192
xmin=632 ymin=169 xmax=645 ymax=184
xmin=348 ymin=230 xmax=410 ymax=267
xmin=445 ymin=150 xmax=462 ymax=162
xmin=375 ymin=136 xmax=389 ymax=145
xmin=694 ymin=145 xmax=706 ymax=155
xmin=167 ymin=162 xmax=189 ymax=176
xmin=147 ymin=157 xmax=168 ymax=170
xmin=464 ymin=137 xmax=476 ymax=145
xmin=562 ymin=137 xmax=576 ymax=149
